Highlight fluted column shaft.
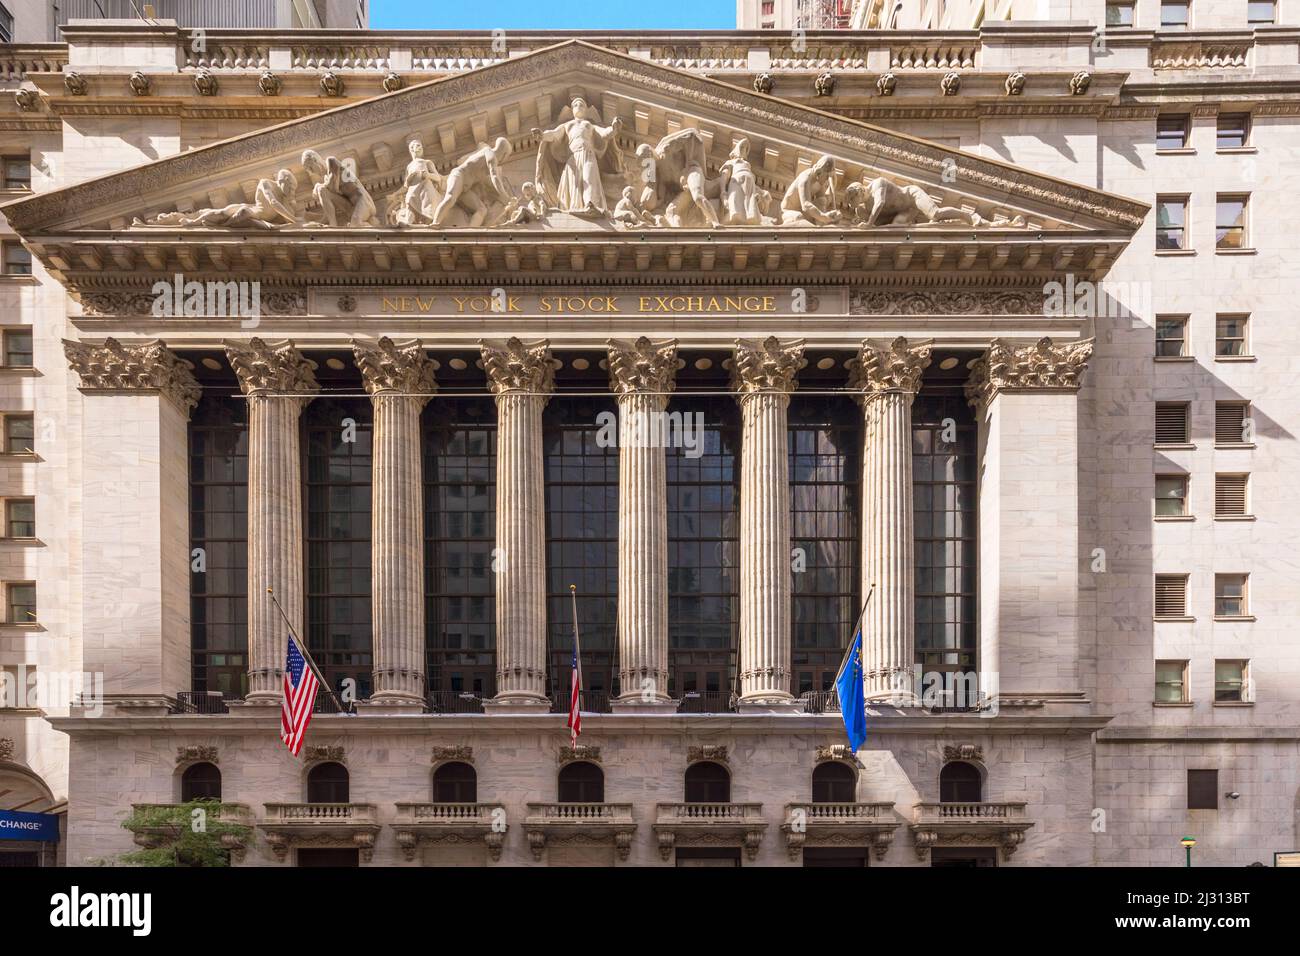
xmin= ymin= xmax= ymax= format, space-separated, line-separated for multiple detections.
xmin=494 ymin=391 xmax=549 ymax=701
xmin=739 ymin=390 xmax=794 ymax=700
xmin=246 ymin=393 xmax=309 ymax=699
xmin=227 ymin=338 xmax=318 ymax=703
xmin=481 ymin=338 xmax=554 ymax=707
xmin=852 ymin=337 xmax=931 ymax=703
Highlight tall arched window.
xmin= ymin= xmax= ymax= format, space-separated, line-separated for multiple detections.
xmin=180 ymin=762 xmax=222 ymax=802
xmin=307 ymin=762 xmax=350 ymax=804
xmin=811 ymin=762 xmax=856 ymax=803
xmin=557 ymin=762 xmax=604 ymax=803
xmin=939 ymin=761 xmax=982 ymax=803
xmin=433 ymin=762 xmax=478 ymax=802
xmin=684 ymin=761 xmax=730 ymax=803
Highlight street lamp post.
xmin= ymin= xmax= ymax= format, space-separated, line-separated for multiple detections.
xmin=1180 ymin=835 xmax=1197 ymax=867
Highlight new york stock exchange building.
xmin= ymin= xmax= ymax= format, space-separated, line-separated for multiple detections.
xmin=0 ymin=15 xmax=1297 ymax=869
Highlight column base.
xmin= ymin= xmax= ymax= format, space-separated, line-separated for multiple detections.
xmin=356 ymin=697 xmax=426 ymax=716
xmin=610 ymin=696 xmax=678 ymax=715
xmin=234 ymin=692 xmax=283 ymax=707
xmin=482 ymin=695 xmax=551 ymax=716
xmin=736 ymin=694 xmax=802 ymax=715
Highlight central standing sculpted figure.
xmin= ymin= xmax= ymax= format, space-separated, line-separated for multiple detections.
xmin=533 ymin=97 xmax=624 ymax=215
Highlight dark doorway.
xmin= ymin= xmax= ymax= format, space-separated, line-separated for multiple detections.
xmin=307 ymin=762 xmax=350 ymax=803
xmin=811 ymin=762 xmax=857 ymax=803
xmin=433 ymin=761 xmax=477 ymax=803
xmin=675 ymin=847 xmax=741 ymax=867
xmin=0 ymin=850 xmax=40 ymax=867
xmin=297 ymin=848 xmax=359 ymax=867
xmin=803 ymin=847 xmax=869 ymax=867
xmin=557 ymin=762 xmax=605 ymax=803
xmin=684 ymin=761 xmax=730 ymax=803
xmin=180 ymin=762 xmax=222 ymax=802
xmin=930 ymin=847 xmax=997 ymax=867
xmin=939 ymin=761 xmax=982 ymax=803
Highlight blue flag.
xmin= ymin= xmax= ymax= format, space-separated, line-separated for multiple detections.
xmin=836 ymin=626 xmax=867 ymax=753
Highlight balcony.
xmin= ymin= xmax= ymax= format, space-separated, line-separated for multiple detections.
xmin=549 ymin=689 xmax=613 ymax=715
xmin=426 ymin=691 xmax=487 ymax=715
xmin=910 ymin=801 xmax=1033 ymax=862
xmin=653 ymin=802 xmax=767 ymax=861
xmin=523 ymin=802 xmax=637 ymax=862
xmin=676 ymin=691 xmax=737 ymax=715
xmin=780 ymin=802 xmax=899 ymax=861
xmin=391 ymin=802 xmax=507 ymax=861
xmin=260 ymin=803 xmax=381 ymax=863
xmin=128 ymin=802 xmax=254 ymax=862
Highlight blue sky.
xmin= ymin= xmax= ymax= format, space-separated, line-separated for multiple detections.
xmin=372 ymin=0 xmax=735 ymax=30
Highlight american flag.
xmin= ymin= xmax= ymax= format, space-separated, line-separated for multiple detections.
xmin=566 ymin=629 xmax=583 ymax=746
xmin=281 ymin=634 xmax=319 ymax=756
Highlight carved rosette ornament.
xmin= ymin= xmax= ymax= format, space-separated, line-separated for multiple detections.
xmin=876 ymin=72 xmax=897 ymax=96
xmin=64 ymin=71 xmax=88 ymax=95
xmin=193 ymin=70 xmax=218 ymax=96
xmin=63 ymin=337 xmax=201 ymax=415
xmin=964 ymin=336 xmax=1095 ymax=409
xmin=940 ymin=71 xmax=962 ymax=96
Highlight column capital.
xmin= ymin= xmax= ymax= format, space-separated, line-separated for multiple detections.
xmin=63 ymin=337 xmax=200 ymax=415
xmin=607 ymin=336 xmax=679 ymax=397
xmin=850 ymin=337 xmax=932 ymax=400
xmin=225 ymin=338 xmax=319 ymax=397
xmin=479 ymin=337 xmax=554 ymax=396
xmin=965 ymin=336 xmax=1094 ymax=408
xmin=731 ymin=336 xmax=805 ymax=397
xmin=352 ymin=336 xmax=437 ymax=399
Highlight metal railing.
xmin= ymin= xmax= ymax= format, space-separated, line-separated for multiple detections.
xmin=676 ymin=691 xmax=736 ymax=714
xmin=427 ymin=690 xmax=486 ymax=714
xmin=800 ymin=689 xmax=840 ymax=714
xmin=550 ymin=689 xmax=612 ymax=715
xmin=173 ymin=691 xmax=230 ymax=714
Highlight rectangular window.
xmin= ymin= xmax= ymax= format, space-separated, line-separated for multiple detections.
xmin=1215 ymin=314 xmax=1248 ymax=356
xmin=4 ymin=499 xmax=33 ymax=538
xmin=762 ymin=0 xmax=775 ymax=12
xmin=1215 ymin=401 xmax=1249 ymax=445
xmin=1161 ymin=0 xmax=1191 ymax=28
xmin=1215 ymin=660 xmax=1248 ymax=702
xmin=2 ymin=243 xmax=31 ymax=276
xmin=1214 ymin=574 xmax=1248 ymax=617
xmin=1155 ymin=475 xmax=1189 ymax=517
xmin=3 ymin=157 xmax=30 ymax=190
xmin=1156 ymin=196 xmax=1188 ymax=250
xmin=1187 ymin=769 xmax=1218 ymax=809
xmin=1 ymin=330 xmax=32 ymax=367
xmin=0 ymin=4 xmax=11 ymax=44
xmin=6 ymin=582 xmax=35 ymax=624
xmin=1155 ymin=402 xmax=1189 ymax=444
xmin=1247 ymin=0 xmax=1276 ymax=23
xmin=1155 ymin=316 xmax=1188 ymax=357
xmin=1216 ymin=113 xmax=1250 ymax=149
xmin=1215 ymin=195 xmax=1248 ymax=249
xmin=1214 ymin=474 xmax=1249 ymax=517
xmin=1155 ymin=574 xmax=1189 ymax=618
xmin=3 ymin=415 xmax=33 ymax=454
xmin=1106 ymin=0 xmax=1136 ymax=26
xmin=1156 ymin=114 xmax=1190 ymax=150
xmin=1155 ymin=660 xmax=1188 ymax=702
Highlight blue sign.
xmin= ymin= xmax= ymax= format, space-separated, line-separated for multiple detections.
xmin=0 ymin=809 xmax=59 ymax=842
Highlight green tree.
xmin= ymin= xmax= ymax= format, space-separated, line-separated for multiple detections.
xmin=118 ymin=800 xmax=252 ymax=867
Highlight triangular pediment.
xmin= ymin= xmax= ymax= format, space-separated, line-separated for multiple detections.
xmin=5 ymin=40 xmax=1145 ymax=237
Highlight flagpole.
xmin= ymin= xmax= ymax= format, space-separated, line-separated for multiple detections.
xmin=569 ymin=584 xmax=582 ymax=745
xmin=266 ymin=586 xmax=346 ymax=714
xmin=835 ymin=583 xmax=876 ymax=680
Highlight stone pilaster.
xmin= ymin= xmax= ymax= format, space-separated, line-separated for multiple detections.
xmin=481 ymin=338 xmax=554 ymax=710
xmin=607 ymin=337 xmax=678 ymax=711
xmin=353 ymin=337 xmax=436 ymax=710
xmin=851 ymin=337 xmax=932 ymax=702
xmin=226 ymin=338 xmax=318 ymax=703
xmin=732 ymin=337 xmax=805 ymax=709
xmin=966 ymin=337 xmax=1093 ymax=706
xmin=64 ymin=338 xmax=200 ymax=710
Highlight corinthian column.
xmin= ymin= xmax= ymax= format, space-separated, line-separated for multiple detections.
xmin=354 ymin=337 xmax=436 ymax=710
xmin=226 ymin=338 xmax=318 ymax=703
xmin=732 ymin=337 xmax=805 ymax=710
xmin=851 ymin=337 xmax=931 ymax=702
xmin=607 ymin=337 xmax=678 ymax=712
xmin=481 ymin=338 xmax=553 ymax=710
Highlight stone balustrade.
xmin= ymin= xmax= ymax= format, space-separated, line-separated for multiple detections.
xmin=653 ymin=801 xmax=768 ymax=861
xmin=781 ymin=800 xmax=900 ymax=860
xmin=391 ymin=802 xmax=507 ymax=861
xmin=910 ymin=800 xmax=1033 ymax=862
xmin=523 ymin=802 xmax=637 ymax=861
xmin=260 ymin=802 xmax=382 ymax=862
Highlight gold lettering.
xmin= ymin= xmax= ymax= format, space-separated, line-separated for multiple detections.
xmin=381 ymin=297 xmax=399 ymax=313
xmin=763 ymin=295 xmax=775 ymax=312
xmin=416 ymin=296 xmax=435 ymax=312
xmin=508 ymin=295 xmax=522 ymax=313
xmin=451 ymin=296 xmax=469 ymax=313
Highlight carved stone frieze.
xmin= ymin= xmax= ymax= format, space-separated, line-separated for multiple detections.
xmin=943 ymin=744 xmax=984 ymax=763
xmin=353 ymin=337 xmax=436 ymax=397
xmin=63 ymin=337 xmax=201 ymax=414
xmin=687 ymin=745 xmax=728 ymax=764
xmin=849 ymin=337 xmax=932 ymax=397
xmin=0 ymin=738 xmax=13 ymax=762
xmin=226 ymin=338 xmax=319 ymax=397
xmin=176 ymin=745 xmax=219 ymax=765
xmin=480 ymin=337 xmax=555 ymax=395
xmin=849 ymin=289 xmax=1043 ymax=315
xmin=964 ymin=336 xmax=1094 ymax=408
xmin=431 ymin=746 xmax=473 ymax=763
xmin=607 ymin=337 xmax=678 ymax=396
xmin=815 ymin=744 xmax=857 ymax=763
xmin=559 ymin=745 xmax=601 ymax=764
xmin=731 ymin=337 xmax=805 ymax=395
xmin=303 ymin=745 xmax=346 ymax=764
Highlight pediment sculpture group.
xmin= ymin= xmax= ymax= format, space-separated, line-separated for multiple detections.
xmin=136 ymin=96 xmax=1026 ymax=232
